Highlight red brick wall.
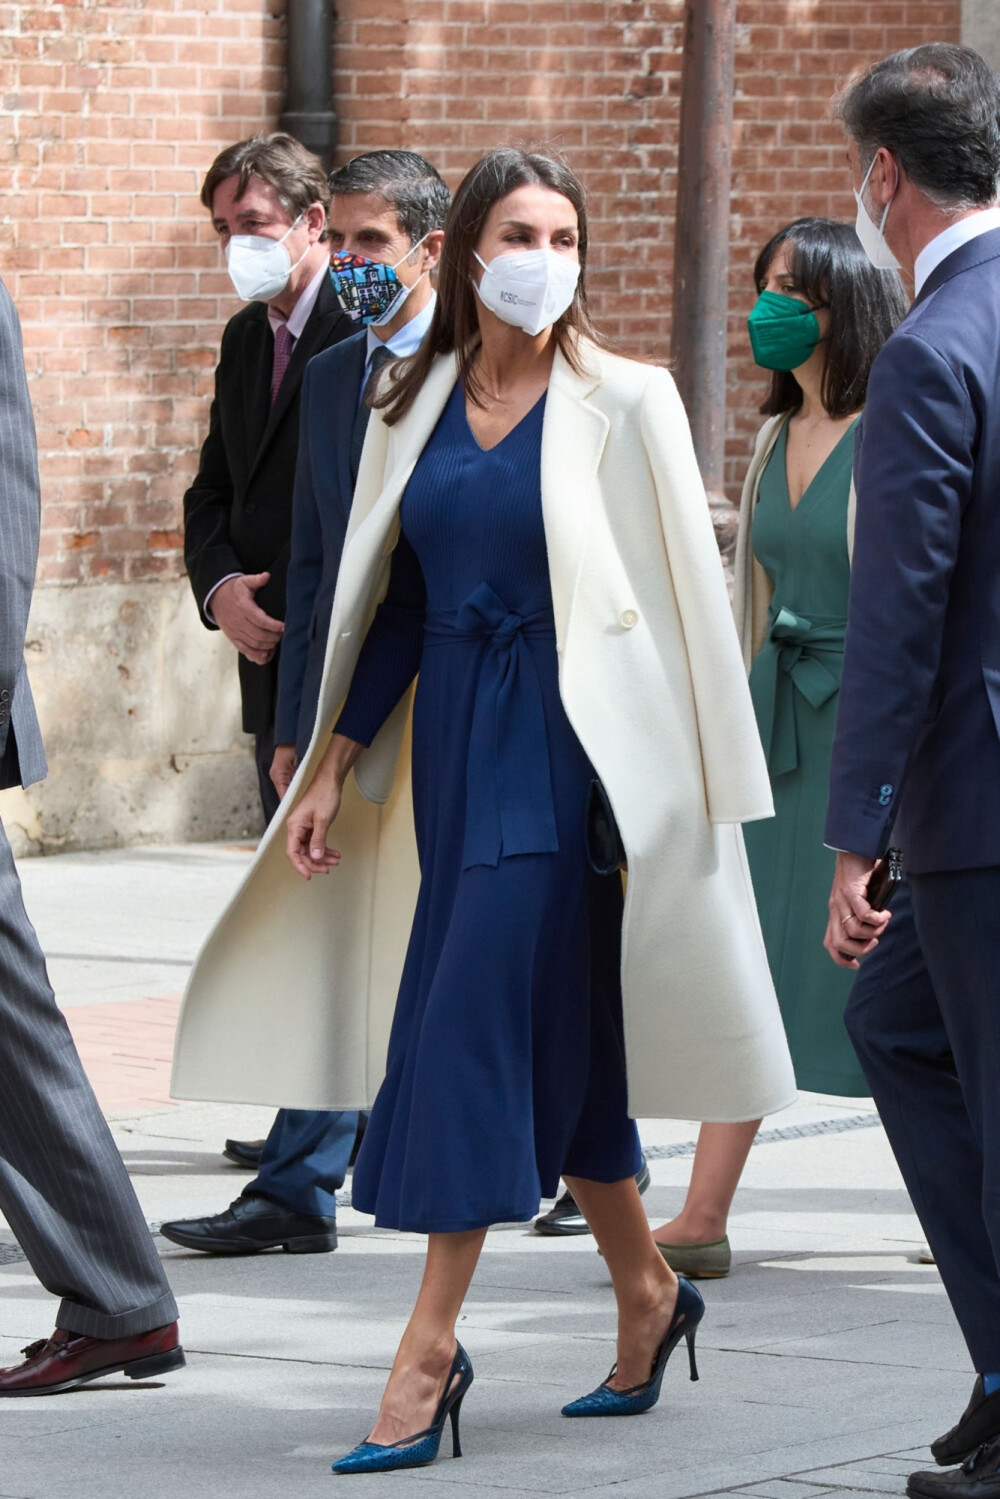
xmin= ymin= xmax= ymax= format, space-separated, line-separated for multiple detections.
xmin=0 ymin=0 xmax=284 ymax=586
xmin=0 ymin=0 xmax=961 ymax=590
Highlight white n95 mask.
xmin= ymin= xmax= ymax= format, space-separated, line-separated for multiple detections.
xmin=473 ymin=248 xmax=580 ymax=336
xmin=225 ymin=216 xmax=307 ymax=303
xmin=854 ymin=155 xmax=901 ymax=272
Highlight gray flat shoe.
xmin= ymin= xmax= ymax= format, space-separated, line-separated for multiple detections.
xmin=653 ymin=1235 xmax=731 ymax=1279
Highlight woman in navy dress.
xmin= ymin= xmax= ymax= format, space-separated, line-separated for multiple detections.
xmin=285 ymin=150 xmax=732 ymax=1473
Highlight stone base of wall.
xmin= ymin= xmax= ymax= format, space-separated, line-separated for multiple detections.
xmin=0 ymin=579 xmax=262 ymax=857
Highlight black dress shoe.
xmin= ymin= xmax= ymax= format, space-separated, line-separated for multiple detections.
xmin=159 ymin=1194 xmax=337 ymax=1255
xmin=934 ymin=1380 xmax=1000 ymax=1466
xmin=533 ymin=1157 xmax=651 ymax=1236
xmin=910 ymin=1435 xmax=1000 ymax=1497
xmin=222 ymin=1138 xmax=265 ymax=1168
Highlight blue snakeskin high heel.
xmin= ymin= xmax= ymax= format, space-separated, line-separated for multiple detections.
xmin=561 ymin=1277 xmax=704 ymax=1417
xmin=332 ymin=1343 xmax=473 ymax=1475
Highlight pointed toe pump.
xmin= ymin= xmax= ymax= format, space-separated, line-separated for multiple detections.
xmin=562 ymin=1277 xmax=704 ymax=1418
xmin=332 ymin=1343 xmax=474 ymax=1475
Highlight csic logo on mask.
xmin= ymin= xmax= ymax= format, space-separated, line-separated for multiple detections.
xmin=473 ymin=248 xmax=579 ymax=336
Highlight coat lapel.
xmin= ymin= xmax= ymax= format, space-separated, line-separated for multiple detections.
xmin=242 ymin=309 xmax=272 ymax=465
xmin=336 ymin=332 xmax=369 ymax=504
xmin=345 ymin=350 xmax=459 ymax=563
xmin=541 ymin=346 xmax=609 ymax=642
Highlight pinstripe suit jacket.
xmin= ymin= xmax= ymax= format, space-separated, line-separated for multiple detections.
xmin=0 ymin=278 xmax=47 ymax=791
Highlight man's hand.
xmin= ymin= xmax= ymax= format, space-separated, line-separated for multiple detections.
xmin=270 ymin=743 xmax=298 ymax=800
xmin=823 ymin=850 xmax=892 ymax=969
xmin=211 ymin=573 xmax=284 ymax=665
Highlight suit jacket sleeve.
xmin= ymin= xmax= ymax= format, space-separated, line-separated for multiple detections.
xmin=183 ymin=318 xmax=244 ymax=625
xmin=274 ymin=362 xmax=330 ymax=744
xmin=0 ymin=280 xmax=41 ymax=760
xmin=639 ymin=365 xmax=773 ymax=824
xmin=825 ymin=329 xmax=971 ymax=856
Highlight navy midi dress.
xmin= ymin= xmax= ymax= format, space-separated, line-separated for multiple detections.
xmin=336 ymin=383 xmax=642 ymax=1233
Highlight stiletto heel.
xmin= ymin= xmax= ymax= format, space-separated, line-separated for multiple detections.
xmin=449 ymin=1391 xmax=464 ymax=1457
xmin=561 ymin=1277 xmax=705 ymax=1418
xmin=332 ymin=1343 xmax=474 ymax=1475
xmin=686 ymin=1327 xmax=699 ymax=1382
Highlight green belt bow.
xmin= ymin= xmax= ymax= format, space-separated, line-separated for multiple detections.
xmin=753 ymin=606 xmax=846 ymax=777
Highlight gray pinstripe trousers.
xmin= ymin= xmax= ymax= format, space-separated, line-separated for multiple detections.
xmin=0 ymin=820 xmax=177 ymax=1339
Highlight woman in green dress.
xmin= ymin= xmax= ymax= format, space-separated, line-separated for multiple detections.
xmin=652 ymin=219 xmax=908 ymax=1278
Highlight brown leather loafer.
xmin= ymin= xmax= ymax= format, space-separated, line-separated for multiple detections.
xmin=0 ymin=1321 xmax=185 ymax=1396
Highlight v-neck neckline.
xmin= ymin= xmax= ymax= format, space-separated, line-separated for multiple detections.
xmin=782 ymin=415 xmax=858 ymax=515
xmin=462 ymin=387 xmax=547 ymax=454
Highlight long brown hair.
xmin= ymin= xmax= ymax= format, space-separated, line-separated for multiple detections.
xmin=373 ymin=146 xmax=608 ymax=425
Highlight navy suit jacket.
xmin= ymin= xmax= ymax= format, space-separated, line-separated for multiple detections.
xmin=274 ymin=329 xmax=367 ymax=752
xmin=826 ymin=227 xmax=1000 ymax=873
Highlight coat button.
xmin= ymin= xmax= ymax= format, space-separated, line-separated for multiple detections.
xmin=619 ymin=609 xmax=638 ymax=630
xmin=244 ymin=501 xmax=257 ymax=515
xmin=0 ymin=690 xmax=9 ymax=702
xmin=880 ymin=784 xmax=893 ymax=795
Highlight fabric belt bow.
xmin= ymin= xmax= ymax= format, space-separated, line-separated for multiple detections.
xmin=424 ymin=582 xmax=559 ymax=869
xmin=754 ymin=606 xmax=846 ymax=777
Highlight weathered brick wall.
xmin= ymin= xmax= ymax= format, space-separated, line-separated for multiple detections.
xmin=0 ymin=0 xmax=962 ymax=586
xmin=0 ymin=0 xmax=284 ymax=588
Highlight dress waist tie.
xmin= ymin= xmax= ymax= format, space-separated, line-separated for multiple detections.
xmin=424 ymin=581 xmax=559 ymax=869
xmin=753 ymin=605 xmax=846 ymax=777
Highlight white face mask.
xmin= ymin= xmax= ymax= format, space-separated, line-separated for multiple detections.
xmin=854 ymin=154 xmax=901 ymax=272
xmin=473 ymin=247 xmax=580 ymax=336
xmin=225 ymin=215 xmax=308 ymax=302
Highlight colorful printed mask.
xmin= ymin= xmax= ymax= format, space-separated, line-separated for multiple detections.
xmin=328 ymin=237 xmax=428 ymax=327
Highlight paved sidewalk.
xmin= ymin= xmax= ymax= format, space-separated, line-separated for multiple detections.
xmin=0 ymin=842 xmax=970 ymax=1499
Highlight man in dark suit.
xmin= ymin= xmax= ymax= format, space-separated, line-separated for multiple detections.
xmin=271 ymin=150 xmax=448 ymax=793
xmin=178 ymin=133 xmax=357 ymax=1256
xmin=823 ymin=46 xmax=1000 ymax=1499
xmin=0 ymin=280 xmax=184 ymax=1395
xmin=165 ymin=150 xmax=448 ymax=1258
xmin=184 ymin=132 xmax=353 ymax=822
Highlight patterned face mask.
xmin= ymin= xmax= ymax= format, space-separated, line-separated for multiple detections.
xmin=328 ymin=235 xmax=428 ymax=326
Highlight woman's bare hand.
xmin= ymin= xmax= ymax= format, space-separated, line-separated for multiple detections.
xmin=286 ymin=770 xmax=343 ymax=879
xmin=284 ymin=733 xmax=364 ymax=880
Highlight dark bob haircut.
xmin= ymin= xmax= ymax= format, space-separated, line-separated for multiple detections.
xmin=754 ymin=218 xmax=908 ymax=419
xmin=836 ymin=44 xmax=1000 ymax=211
xmin=374 ymin=146 xmax=609 ymax=425
xmin=328 ymin=150 xmax=451 ymax=246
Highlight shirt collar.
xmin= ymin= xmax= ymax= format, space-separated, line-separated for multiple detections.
xmin=364 ymin=292 xmax=436 ymax=372
xmin=913 ymin=207 xmax=1000 ymax=296
xmin=267 ymin=258 xmax=329 ymax=341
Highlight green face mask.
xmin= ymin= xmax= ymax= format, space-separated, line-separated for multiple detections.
xmin=747 ymin=289 xmax=822 ymax=371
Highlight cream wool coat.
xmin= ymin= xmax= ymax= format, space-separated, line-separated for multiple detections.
xmin=172 ymin=344 xmax=797 ymax=1123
